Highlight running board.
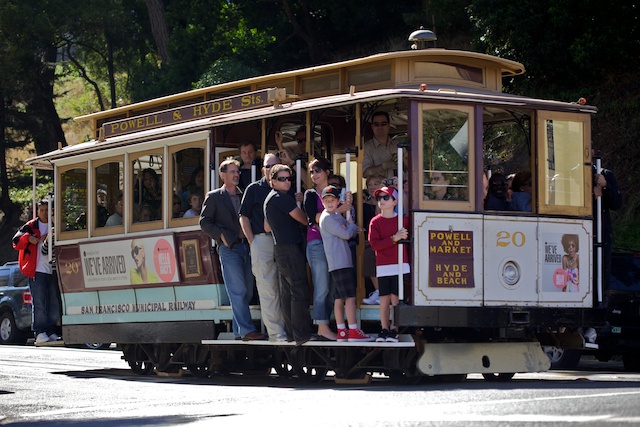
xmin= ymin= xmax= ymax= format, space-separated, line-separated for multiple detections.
xmin=202 ymin=332 xmax=415 ymax=347
xmin=417 ymin=342 xmax=551 ymax=376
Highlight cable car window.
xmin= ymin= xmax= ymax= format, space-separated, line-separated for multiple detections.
xmin=95 ymin=160 xmax=123 ymax=229
xmin=132 ymin=154 xmax=163 ymax=224
xmin=60 ymin=167 xmax=88 ymax=232
xmin=422 ymin=108 xmax=471 ymax=203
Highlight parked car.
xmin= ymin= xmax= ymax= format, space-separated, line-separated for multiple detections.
xmin=0 ymin=261 xmax=111 ymax=349
xmin=0 ymin=261 xmax=32 ymax=345
xmin=595 ymin=252 xmax=640 ymax=371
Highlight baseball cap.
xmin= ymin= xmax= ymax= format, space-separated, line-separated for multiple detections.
xmin=321 ymin=185 xmax=341 ymax=199
xmin=374 ymin=186 xmax=398 ymax=200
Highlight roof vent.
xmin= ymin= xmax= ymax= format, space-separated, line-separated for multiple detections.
xmin=409 ymin=27 xmax=437 ymax=50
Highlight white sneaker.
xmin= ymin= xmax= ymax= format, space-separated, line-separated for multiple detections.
xmin=362 ymin=289 xmax=380 ymax=305
xmin=48 ymin=333 xmax=59 ymax=342
xmin=35 ymin=332 xmax=49 ymax=344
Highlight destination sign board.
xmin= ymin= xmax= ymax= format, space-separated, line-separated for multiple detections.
xmin=101 ymin=88 xmax=284 ymax=138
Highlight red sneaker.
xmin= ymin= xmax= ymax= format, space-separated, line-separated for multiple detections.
xmin=347 ymin=328 xmax=375 ymax=342
xmin=337 ymin=328 xmax=348 ymax=342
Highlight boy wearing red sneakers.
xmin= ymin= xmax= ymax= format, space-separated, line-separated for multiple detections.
xmin=368 ymin=186 xmax=409 ymax=342
xmin=318 ymin=185 xmax=374 ymax=342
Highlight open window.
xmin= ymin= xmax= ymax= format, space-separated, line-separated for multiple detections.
xmin=57 ymin=164 xmax=88 ymax=241
xmin=130 ymin=150 xmax=163 ymax=232
xmin=169 ymin=142 xmax=206 ymax=227
xmin=93 ymin=157 xmax=124 ymax=236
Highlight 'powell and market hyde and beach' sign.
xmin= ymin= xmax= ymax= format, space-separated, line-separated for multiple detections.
xmin=101 ymin=88 xmax=285 ymax=138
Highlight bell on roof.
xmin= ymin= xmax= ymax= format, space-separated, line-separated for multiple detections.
xmin=409 ymin=27 xmax=437 ymax=50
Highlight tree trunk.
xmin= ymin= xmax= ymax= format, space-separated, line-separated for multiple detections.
xmin=0 ymin=87 xmax=10 ymax=207
xmin=145 ymin=0 xmax=171 ymax=65
xmin=30 ymin=45 xmax=66 ymax=155
xmin=282 ymin=0 xmax=325 ymax=63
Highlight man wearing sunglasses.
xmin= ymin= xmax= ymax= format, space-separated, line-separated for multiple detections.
xmin=238 ymin=154 xmax=288 ymax=342
xmin=363 ymin=111 xmax=401 ymax=179
xmin=201 ymin=157 xmax=266 ymax=341
xmin=264 ymin=164 xmax=315 ymax=344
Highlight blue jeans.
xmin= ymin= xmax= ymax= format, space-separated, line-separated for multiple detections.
xmin=218 ymin=243 xmax=255 ymax=337
xmin=306 ymin=239 xmax=332 ymax=324
xmin=30 ymin=272 xmax=60 ymax=336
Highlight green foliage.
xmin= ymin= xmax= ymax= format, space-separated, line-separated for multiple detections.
xmin=9 ymin=181 xmax=54 ymax=210
xmin=614 ymin=219 xmax=640 ymax=253
xmin=195 ymin=58 xmax=260 ymax=87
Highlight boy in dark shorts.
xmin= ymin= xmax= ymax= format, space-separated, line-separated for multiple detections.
xmin=368 ymin=186 xmax=410 ymax=343
xmin=318 ymin=185 xmax=374 ymax=342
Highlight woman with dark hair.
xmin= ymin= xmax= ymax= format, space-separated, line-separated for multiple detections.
xmin=303 ymin=157 xmax=351 ymax=341
xmin=511 ymin=170 xmax=532 ymax=212
xmin=182 ymin=166 xmax=204 ymax=207
xmin=135 ymin=168 xmax=162 ymax=221
xmin=484 ymin=173 xmax=511 ymax=211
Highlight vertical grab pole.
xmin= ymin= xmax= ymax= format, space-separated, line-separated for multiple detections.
xmin=397 ymin=144 xmax=404 ymax=301
xmin=345 ymin=151 xmax=351 ymax=222
xmin=596 ymin=157 xmax=603 ymax=304
xmin=294 ymin=154 xmax=308 ymax=209
xmin=251 ymin=159 xmax=257 ymax=184
xmin=296 ymin=158 xmax=302 ymax=208
xmin=47 ymin=192 xmax=53 ymax=263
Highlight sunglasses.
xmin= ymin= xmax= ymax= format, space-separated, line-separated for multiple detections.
xmin=131 ymin=246 xmax=142 ymax=257
xmin=264 ymin=164 xmax=276 ymax=169
xmin=376 ymin=195 xmax=392 ymax=201
xmin=276 ymin=176 xmax=292 ymax=182
xmin=372 ymin=121 xmax=388 ymax=127
xmin=309 ymin=167 xmax=323 ymax=174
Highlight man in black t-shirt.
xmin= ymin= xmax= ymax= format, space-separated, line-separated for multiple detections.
xmin=264 ymin=164 xmax=313 ymax=344
xmin=239 ymin=153 xmax=288 ymax=342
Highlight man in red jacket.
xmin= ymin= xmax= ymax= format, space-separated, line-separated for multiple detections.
xmin=13 ymin=200 xmax=60 ymax=345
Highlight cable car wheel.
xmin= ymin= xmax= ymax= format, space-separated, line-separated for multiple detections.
xmin=273 ymin=347 xmax=295 ymax=378
xmin=122 ymin=344 xmax=154 ymax=375
xmin=153 ymin=344 xmax=181 ymax=373
xmin=292 ymin=347 xmax=328 ymax=383
xmin=383 ymin=348 xmax=422 ymax=385
xmin=186 ymin=346 xmax=214 ymax=378
xmin=334 ymin=347 xmax=368 ymax=380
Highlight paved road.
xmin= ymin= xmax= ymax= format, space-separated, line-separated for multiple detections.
xmin=1 ymin=345 xmax=639 ymax=426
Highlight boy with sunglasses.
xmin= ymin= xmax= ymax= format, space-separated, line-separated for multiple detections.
xmin=318 ymin=185 xmax=373 ymax=342
xmin=368 ymin=186 xmax=409 ymax=342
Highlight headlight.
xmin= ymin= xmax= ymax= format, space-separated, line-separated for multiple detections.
xmin=502 ymin=261 xmax=520 ymax=286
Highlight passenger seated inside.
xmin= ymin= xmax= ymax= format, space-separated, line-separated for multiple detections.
xmin=105 ymin=192 xmax=123 ymax=226
xmin=172 ymin=193 xmax=183 ymax=218
xmin=428 ymin=171 xmax=457 ymax=200
xmin=183 ymin=190 xmax=203 ymax=218
xmin=484 ymin=172 xmax=511 ymax=210
xmin=96 ymin=188 xmax=109 ymax=227
xmin=510 ymin=171 xmax=532 ymax=212
xmin=135 ymin=168 xmax=162 ymax=220
xmin=138 ymin=204 xmax=155 ymax=222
